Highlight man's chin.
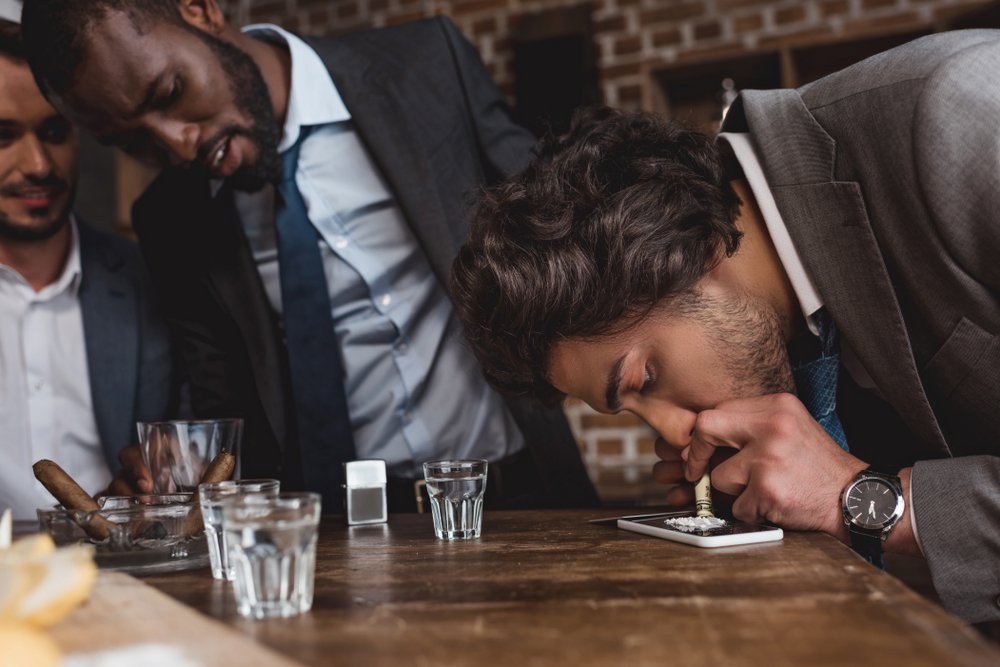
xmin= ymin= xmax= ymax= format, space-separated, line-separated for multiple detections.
xmin=0 ymin=210 xmax=72 ymax=243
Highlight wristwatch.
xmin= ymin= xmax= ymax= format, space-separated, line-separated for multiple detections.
xmin=841 ymin=467 xmax=904 ymax=568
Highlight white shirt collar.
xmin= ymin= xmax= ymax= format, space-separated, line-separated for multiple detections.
xmin=242 ymin=23 xmax=352 ymax=152
xmin=717 ymin=132 xmax=824 ymax=335
xmin=0 ymin=216 xmax=82 ymax=300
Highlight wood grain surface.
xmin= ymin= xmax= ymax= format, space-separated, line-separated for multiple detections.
xmin=141 ymin=510 xmax=1000 ymax=667
xmin=49 ymin=571 xmax=305 ymax=666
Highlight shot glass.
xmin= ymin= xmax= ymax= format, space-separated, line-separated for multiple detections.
xmin=222 ymin=492 xmax=321 ymax=619
xmin=199 ymin=479 xmax=280 ymax=581
xmin=422 ymin=459 xmax=488 ymax=540
xmin=137 ymin=419 xmax=243 ymax=493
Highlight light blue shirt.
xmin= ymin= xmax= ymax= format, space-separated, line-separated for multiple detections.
xmin=235 ymin=25 xmax=524 ymax=478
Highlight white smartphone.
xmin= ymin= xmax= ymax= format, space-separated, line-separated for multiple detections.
xmin=618 ymin=515 xmax=783 ymax=548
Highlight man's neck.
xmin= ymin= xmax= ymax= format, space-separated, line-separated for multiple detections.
xmin=727 ymin=179 xmax=806 ymax=343
xmin=0 ymin=221 xmax=73 ymax=292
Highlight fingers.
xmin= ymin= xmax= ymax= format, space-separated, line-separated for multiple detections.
xmin=654 ymin=437 xmax=683 ymax=461
xmin=118 ymin=445 xmax=153 ymax=494
xmin=664 ymin=484 xmax=693 ymax=507
xmin=107 ymin=476 xmax=135 ymax=497
xmin=652 ymin=459 xmax=684 ymax=485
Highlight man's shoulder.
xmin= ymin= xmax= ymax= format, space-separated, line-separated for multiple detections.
xmin=305 ymin=16 xmax=459 ymax=49
xmin=77 ymin=219 xmax=140 ymax=265
xmin=800 ymin=29 xmax=1000 ymax=107
xmin=300 ymin=16 xmax=466 ymax=68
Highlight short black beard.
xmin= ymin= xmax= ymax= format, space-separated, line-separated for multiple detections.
xmin=0 ymin=184 xmax=74 ymax=242
xmin=0 ymin=212 xmax=71 ymax=242
xmin=191 ymin=29 xmax=282 ymax=192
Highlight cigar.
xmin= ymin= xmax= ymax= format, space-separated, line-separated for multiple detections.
xmin=181 ymin=450 xmax=237 ymax=537
xmin=694 ymin=471 xmax=714 ymax=518
xmin=33 ymin=459 xmax=114 ymax=541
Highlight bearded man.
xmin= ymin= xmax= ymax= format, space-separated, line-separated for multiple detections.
xmin=451 ymin=32 xmax=1000 ymax=623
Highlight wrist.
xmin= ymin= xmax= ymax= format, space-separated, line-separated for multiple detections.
xmin=882 ymin=467 xmax=921 ymax=556
xmin=831 ymin=460 xmax=869 ymax=542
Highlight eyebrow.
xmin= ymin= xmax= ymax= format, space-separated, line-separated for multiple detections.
xmin=604 ymin=355 xmax=627 ymax=412
xmin=130 ymin=71 xmax=166 ymax=118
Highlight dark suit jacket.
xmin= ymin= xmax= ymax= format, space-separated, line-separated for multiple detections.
xmin=77 ymin=221 xmax=180 ymax=471
xmin=132 ymin=18 xmax=597 ymax=507
xmin=722 ymin=30 xmax=1000 ymax=622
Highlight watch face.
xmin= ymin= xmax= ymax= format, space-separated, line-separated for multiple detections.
xmin=845 ymin=478 xmax=898 ymax=529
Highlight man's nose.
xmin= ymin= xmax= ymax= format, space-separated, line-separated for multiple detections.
xmin=150 ymin=121 xmax=201 ymax=167
xmin=17 ymin=135 xmax=54 ymax=179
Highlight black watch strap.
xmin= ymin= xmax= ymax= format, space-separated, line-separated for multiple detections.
xmin=849 ymin=527 xmax=884 ymax=569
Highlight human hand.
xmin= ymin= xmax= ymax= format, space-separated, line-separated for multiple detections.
xmin=100 ymin=445 xmax=155 ymax=497
xmin=683 ymin=393 xmax=868 ymax=538
xmin=652 ymin=437 xmax=737 ymax=508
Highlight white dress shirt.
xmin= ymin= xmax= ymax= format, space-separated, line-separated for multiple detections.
xmin=0 ymin=220 xmax=110 ymax=519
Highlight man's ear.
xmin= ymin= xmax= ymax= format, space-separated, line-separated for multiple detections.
xmin=176 ymin=0 xmax=227 ymax=35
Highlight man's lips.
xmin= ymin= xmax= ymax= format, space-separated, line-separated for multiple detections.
xmin=202 ymin=134 xmax=242 ymax=179
xmin=3 ymin=185 xmax=67 ymax=208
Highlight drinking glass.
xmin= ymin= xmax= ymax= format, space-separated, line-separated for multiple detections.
xmin=222 ymin=492 xmax=321 ymax=619
xmin=137 ymin=419 xmax=243 ymax=493
xmin=199 ymin=479 xmax=280 ymax=581
xmin=422 ymin=460 xmax=488 ymax=540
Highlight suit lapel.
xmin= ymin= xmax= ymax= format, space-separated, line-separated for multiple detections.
xmin=77 ymin=223 xmax=138 ymax=470
xmin=734 ymin=90 xmax=949 ymax=457
xmin=303 ymin=36 xmax=456 ymax=286
xmin=201 ymin=187 xmax=288 ymax=446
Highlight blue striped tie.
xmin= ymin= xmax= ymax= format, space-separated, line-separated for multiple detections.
xmin=791 ymin=309 xmax=850 ymax=451
xmin=275 ymin=125 xmax=356 ymax=512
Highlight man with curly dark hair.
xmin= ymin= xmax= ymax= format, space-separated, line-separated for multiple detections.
xmin=452 ymin=33 xmax=1000 ymax=624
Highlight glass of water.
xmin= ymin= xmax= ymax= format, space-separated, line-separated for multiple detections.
xmin=222 ymin=492 xmax=321 ymax=619
xmin=199 ymin=479 xmax=280 ymax=581
xmin=422 ymin=459 xmax=488 ymax=540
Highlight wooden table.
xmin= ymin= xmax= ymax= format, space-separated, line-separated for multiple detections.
xmin=143 ymin=510 xmax=1000 ymax=667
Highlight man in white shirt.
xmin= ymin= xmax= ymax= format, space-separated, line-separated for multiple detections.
xmin=0 ymin=20 xmax=180 ymax=519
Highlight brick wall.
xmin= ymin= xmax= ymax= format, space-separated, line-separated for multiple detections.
xmin=220 ymin=0 xmax=994 ymax=108
xmin=216 ymin=0 xmax=993 ymax=503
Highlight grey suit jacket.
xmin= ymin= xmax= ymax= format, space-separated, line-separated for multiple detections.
xmin=723 ymin=30 xmax=1000 ymax=622
xmin=77 ymin=221 xmax=180 ymax=472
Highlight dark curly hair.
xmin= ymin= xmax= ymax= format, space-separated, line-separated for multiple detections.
xmin=21 ymin=0 xmax=183 ymax=96
xmin=450 ymin=106 xmax=743 ymax=403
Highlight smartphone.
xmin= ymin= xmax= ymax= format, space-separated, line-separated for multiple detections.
xmin=618 ymin=515 xmax=783 ymax=548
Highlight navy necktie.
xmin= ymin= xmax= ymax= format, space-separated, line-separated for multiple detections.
xmin=791 ymin=309 xmax=850 ymax=451
xmin=275 ymin=126 xmax=356 ymax=511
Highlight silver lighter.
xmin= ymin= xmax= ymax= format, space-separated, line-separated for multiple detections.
xmin=344 ymin=460 xmax=388 ymax=525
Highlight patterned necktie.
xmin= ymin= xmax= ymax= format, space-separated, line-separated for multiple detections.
xmin=791 ymin=308 xmax=850 ymax=451
xmin=275 ymin=125 xmax=356 ymax=512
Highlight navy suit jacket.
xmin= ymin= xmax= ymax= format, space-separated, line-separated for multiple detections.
xmin=77 ymin=221 xmax=181 ymax=471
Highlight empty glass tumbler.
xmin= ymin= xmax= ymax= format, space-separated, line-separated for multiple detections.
xmin=137 ymin=419 xmax=243 ymax=493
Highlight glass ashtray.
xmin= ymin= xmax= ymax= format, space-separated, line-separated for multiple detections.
xmin=37 ymin=494 xmax=209 ymax=574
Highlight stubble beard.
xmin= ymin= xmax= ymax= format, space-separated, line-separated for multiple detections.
xmin=681 ymin=290 xmax=797 ymax=398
